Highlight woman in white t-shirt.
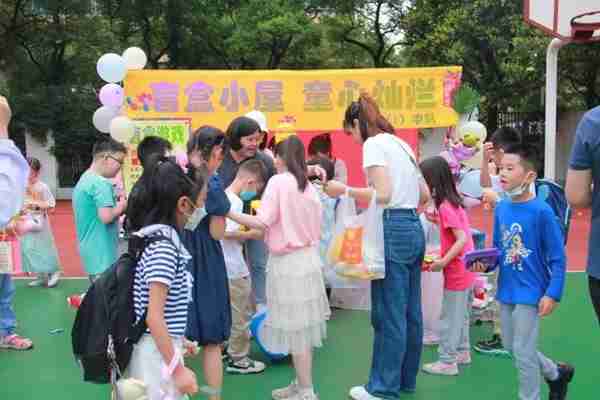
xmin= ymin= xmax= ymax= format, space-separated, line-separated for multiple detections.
xmin=325 ymin=93 xmax=429 ymax=400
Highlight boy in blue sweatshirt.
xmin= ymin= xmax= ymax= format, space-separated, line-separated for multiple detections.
xmin=476 ymin=143 xmax=574 ymax=400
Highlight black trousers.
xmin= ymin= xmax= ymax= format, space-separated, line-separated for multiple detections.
xmin=589 ymin=276 xmax=600 ymax=325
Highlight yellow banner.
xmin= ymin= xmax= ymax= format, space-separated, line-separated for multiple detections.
xmin=124 ymin=67 xmax=462 ymax=131
xmin=121 ymin=118 xmax=191 ymax=194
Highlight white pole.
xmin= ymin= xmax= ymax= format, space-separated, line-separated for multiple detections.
xmin=544 ymin=38 xmax=567 ymax=180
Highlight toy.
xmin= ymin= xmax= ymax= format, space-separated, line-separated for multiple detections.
xmin=250 ymin=310 xmax=288 ymax=361
xmin=112 ymin=378 xmax=148 ymax=400
xmin=465 ymin=248 xmax=501 ymax=273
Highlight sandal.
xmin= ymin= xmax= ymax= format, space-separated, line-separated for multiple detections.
xmin=0 ymin=334 xmax=34 ymax=350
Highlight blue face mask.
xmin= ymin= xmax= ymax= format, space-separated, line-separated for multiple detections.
xmin=240 ymin=191 xmax=257 ymax=202
xmin=184 ymin=206 xmax=207 ymax=231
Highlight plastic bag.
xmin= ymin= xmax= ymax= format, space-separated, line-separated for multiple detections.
xmin=419 ymin=213 xmax=444 ymax=340
xmin=327 ymin=193 xmax=384 ymax=280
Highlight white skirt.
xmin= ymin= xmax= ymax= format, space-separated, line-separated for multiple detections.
xmin=263 ymin=246 xmax=331 ymax=355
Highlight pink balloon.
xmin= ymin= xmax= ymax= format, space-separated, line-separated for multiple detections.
xmin=99 ymin=83 xmax=124 ymax=108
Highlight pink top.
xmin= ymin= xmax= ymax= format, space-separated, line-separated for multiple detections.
xmin=438 ymin=200 xmax=476 ymax=291
xmin=256 ymin=172 xmax=322 ymax=255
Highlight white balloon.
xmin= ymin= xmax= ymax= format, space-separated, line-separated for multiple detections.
xmin=97 ymin=53 xmax=127 ymax=83
xmin=122 ymin=47 xmax=147 ymax=70
xmin=92 ymin=106 xmax=118 ymax=133
xmin=110 ymin=116 xmax=135 ymax=142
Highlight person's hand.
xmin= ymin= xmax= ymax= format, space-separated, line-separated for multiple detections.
xmin=538 ymin=296 xmax=558 ymax=317
xmin=307 ymin=165 xmax=327 ymax=182
xmin=173 ymin=365 xmax=199 ymax=395
xmin=323 ymin=180 xmax=347 ymax=198
xmin=483 ymin=142 xmax=494 ymax=163
xmin=471 ymin=261 xmax=488 ymax=273
xmin=482 ymin=189 xmax=499 ymax=208
xmin=116 ymin=196 xmax=127 ymax=216
xmin=430 ymin=259 xmax=446 ymax=272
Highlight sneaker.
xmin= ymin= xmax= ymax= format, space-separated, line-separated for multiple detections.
xmin=47 ymin=271 xmax=61 ymax=288
xmin=422 ymin=361 xmax=459 ymax=376
xmin=348 ymin=386 xmax=384 ymax=400
xmin=546 ymin=362 xmax=575 ymax=400
xmin=457 ymin=351 xmax=472 ymax=365
xmin=297 ymin=391 xmax=319 ymax=400
xmin=473 ymin=334 xmax=510 ymax=357
xmin=28 ymin=278 xmax=45 ymax=288
xmin=423 ymin=333 xmax=440 ymax=346
xmin=226 ymin=356 xmax=266 ymax=375
xmin=272 ymin=380 xmax=298 ymax=400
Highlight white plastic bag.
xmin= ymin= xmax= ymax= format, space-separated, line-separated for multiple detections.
xmin=419 ymin=213 xmax=444 ymax=340
xmin=327 ymin=193 xmax=385 ymax=280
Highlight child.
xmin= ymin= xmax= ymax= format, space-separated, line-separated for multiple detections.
xmin=419 ymin=156 xmax=476 ymax=376
xmin=475 ymin=144 xmax=573 ymax=400
xmin=21 ymin=157 xmax=61 ymax=288
xmin=221 ymin=159 xmax=267 ymax=374
xmin=476 ymin=127 xmax=525 ymax=357
xmin=183 ymin=126 xmax=231 ymax=400
xmin=72 ymin=136 xmax=128 ymax=283
xmin=0 ymin=95 xmax=33 ymax=351
xmin=125 ymin=136 xmax=173 ymax=235
xmin=307 ymin=156 xmax=336 ymax=298
xmin=125 ymin=158 xmax=205 ymax=399
xmin=229 ymin=136 xmax=330 ymax=400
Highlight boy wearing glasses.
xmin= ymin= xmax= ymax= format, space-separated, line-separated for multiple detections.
xmin=72 ymin=136 xmax=127 ymax=283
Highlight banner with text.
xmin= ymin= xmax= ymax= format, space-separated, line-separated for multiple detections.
xmin=124 ymin=67 xmax=462 ymax=130
xmin=122 ymin=118 xmax=191 ymax=194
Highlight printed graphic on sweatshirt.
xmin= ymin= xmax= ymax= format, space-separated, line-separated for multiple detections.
xmin=501 ymin=223 xmax=531 ymax=271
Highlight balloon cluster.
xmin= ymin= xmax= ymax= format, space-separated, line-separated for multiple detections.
xmin=92 ymin=47 xmax=148 ymax=142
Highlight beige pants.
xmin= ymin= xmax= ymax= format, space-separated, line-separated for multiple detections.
xmin=227 ymin=277 xmax=252 ymax=360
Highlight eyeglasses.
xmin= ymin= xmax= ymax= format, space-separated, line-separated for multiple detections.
xmin=106 ymin=154 xmax=125 ymax=166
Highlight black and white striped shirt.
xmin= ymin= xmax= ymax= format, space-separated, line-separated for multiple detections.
xmin=133 ymin=225 xmax=192 ymax=337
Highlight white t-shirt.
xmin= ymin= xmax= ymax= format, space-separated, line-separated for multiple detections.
xmin=363 ymin=133 xmax=420 ymax=209
xmin=221 ymin=190 xmax=250 ymax=280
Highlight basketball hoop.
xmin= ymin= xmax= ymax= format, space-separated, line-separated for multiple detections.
xmin=571 ymin=11 xmax=600 ymax=41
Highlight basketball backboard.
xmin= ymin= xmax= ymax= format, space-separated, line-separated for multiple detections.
xmin=524 ymin=0 xmax=600 ymax=42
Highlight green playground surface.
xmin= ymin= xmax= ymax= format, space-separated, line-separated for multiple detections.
xmin=1 ymin=274 xmax=597 ymax=399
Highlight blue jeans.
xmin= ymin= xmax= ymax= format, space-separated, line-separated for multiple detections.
xmin=366 ymin=209 xmax=425 ymax=399
xmin=0 ymin=274 xmax=16 ymax=338
xmin=246 ymin=239 xmax=268 ymax=306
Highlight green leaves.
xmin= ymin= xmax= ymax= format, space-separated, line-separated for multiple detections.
xmin=452 ymin=84 xmax=480 ymax=115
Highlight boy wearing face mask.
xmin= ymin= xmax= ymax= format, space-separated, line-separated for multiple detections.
xmin=474 ymin=144 xmax=573 ymax=400
xmin=221 ymin=159 xmax=267 ymax=374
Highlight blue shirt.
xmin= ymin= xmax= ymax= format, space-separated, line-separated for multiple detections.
xmin=494 ymin=198 xmax=566 ymax=306
xmin=569 ymin=106 xmax=600 ymax=279
xmin=0 ymin=139 xmax=29 ymax=228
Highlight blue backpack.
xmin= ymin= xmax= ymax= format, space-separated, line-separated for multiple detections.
xmin=535 ymin=179 xmax=572 ymax=244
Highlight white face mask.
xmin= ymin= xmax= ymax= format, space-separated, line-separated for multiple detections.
xmin=506 ymin=183 xmax=527 ymax=200
xmin=184 ymin=206 xmax=207 ymax=231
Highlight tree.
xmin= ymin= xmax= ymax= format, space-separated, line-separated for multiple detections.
xmin=324 ymin=0 xmax=409 ymax=67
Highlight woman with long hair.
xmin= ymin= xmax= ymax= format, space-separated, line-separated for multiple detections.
xmin=324 ymin=93 xmax=430 ymax=400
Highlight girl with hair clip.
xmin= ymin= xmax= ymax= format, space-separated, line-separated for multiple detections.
xmin=228 ymin=135 xmax=330 ymax=400
xmin=126 ymin=157 xmax=206 ymax=400
xmin=324 ymin=93 xmax=430 ymax=400
xmin=21 ymin=157 xmax=62 ymax=288
xmin=182 ymin=126 xmax=231 ymax=400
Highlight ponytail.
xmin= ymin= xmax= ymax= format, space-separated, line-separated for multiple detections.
xmin=343 ymin=92 xmax=395 ymax=141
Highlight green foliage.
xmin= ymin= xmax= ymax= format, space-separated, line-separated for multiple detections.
xmin=452 ymin=84 xmax=480 ymax=115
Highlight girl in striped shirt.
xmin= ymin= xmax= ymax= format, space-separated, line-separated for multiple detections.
xmin=125 ymin=158 xmax=207 ymax=400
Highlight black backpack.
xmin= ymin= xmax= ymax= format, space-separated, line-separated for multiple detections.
xmin=71 ymin=235 xmax=172 ymax=384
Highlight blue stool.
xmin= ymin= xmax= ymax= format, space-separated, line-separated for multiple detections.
xmin=471 ymin=229 xmax=486 ymax=250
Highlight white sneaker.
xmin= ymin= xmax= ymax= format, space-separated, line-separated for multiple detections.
xmin=272 ymin=380 xmax=299 ymax=400
xmin=422 ymin=361 xmax=459 ymax=376
xmin=28 ymin=278 xmax=45 ymax=287
xmin=47 ymin=271 xmax=61 ymax=288
xmin=349 ymin=386 xmax=384 ymax=400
